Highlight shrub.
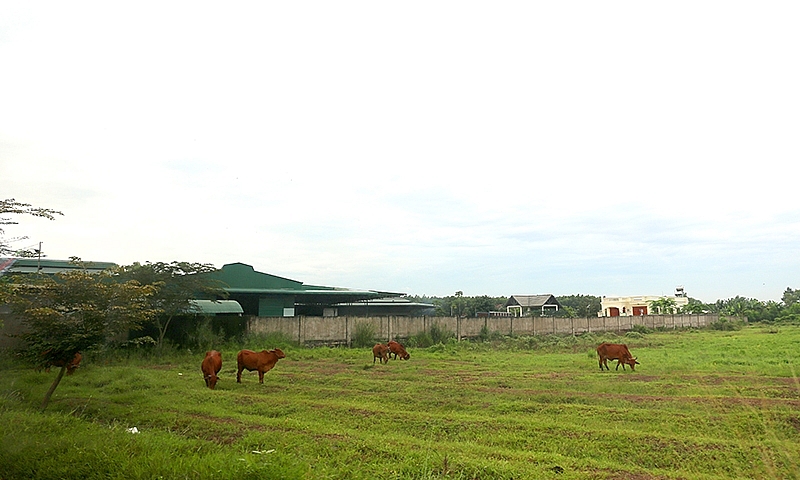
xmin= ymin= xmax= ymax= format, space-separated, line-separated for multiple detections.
xmin=631 ymin=324 xmax=653 ymax=334
xmin=429 ymin=322 xmax=454 ymax=345
xmin=351 ymin=321 xmax=377 ymax=348
xmin=710 ymin=317 xmax=745 ymax=331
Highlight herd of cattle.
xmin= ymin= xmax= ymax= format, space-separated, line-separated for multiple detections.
xmin=43 ymin=341 xmax=638 ymax=390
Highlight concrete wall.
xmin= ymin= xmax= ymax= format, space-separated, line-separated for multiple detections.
xmin=248 ymin=314 xmax=740 ymax=345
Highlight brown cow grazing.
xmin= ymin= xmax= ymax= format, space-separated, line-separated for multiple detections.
xmin=387 ymin=340 xmax=410 ymax=360
xmin=236 ymin=348 xmax=285 ymax=383
xmin=597 ymin=343 xmax=639 ymax=371
xmin=373 ymin=343 xmax=389 ymax=364
xmin=45 ymin=351 xmax=83 ymax=375
xmin=201 ymin=350 xmax=222 ymax=389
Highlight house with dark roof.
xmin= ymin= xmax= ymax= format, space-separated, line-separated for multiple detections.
xmin=504 ymin=294 xmax=561 ymax=316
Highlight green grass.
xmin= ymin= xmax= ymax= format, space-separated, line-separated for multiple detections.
xmin=2 ymin=326 xmax=800 ymax=479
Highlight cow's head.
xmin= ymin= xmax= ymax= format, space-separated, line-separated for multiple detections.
xmin=271 ymin=348 xmax=286 ymax=359
xmin=205 ymin=373 xmax=218 ymax=389
xmin=625 ymin=357 xmax=640 ymax=371
xmin=401 ymin=352 xmax=410 ymax=360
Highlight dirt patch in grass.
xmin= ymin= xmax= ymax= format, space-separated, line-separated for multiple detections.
xmin=586 ymin=469 xmax=672 ymax=480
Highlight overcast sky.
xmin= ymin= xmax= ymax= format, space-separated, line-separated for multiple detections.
xmin=2 ymin=2 xmax=799 ymax=303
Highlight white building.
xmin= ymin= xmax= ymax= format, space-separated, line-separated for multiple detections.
xmin=600 ymin=287 xmax=689 ymax=317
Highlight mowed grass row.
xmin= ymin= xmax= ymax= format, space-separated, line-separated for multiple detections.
xmin=1 ymin=326 xmax=799 ymax=479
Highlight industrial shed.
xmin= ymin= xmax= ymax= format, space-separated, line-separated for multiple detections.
xmin=205 ymin=263 xmax=403 ymax=317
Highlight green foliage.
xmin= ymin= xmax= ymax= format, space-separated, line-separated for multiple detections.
xmin=631 ymin=323 xmax=653 ymax=334
xmin=6 ymin=266 xmax=156 ymax=370
xmin=114 ymin=262 xmax=227 ymax=347
xmin=649 ymin=297 xmax=677 ymax=314
xmin=782 ymin=287 xmax=800 ymax=307
xmin=186 ymin=317 xmax=227 ymax=351
xmin=351 ymin=321 xmax=377 ymax=348
xmin=710 ymin=316 xmax=745 ymax=331
xmin=408 ymin=323 xmax=454 ymax=348
xmin=0 ymin=198 xmax=63 ymax=256
xmin=429 ymin=322 xmax=454 ymax=344
xmin=556 ymin=294 xmax=601 ymax=317
xmin=714 ymin=296 xmax=782 ymax=322
xmin=432 ymin=294 xmax=507 ymax=317
xmin=2 ymin=263 xmax=157 ymax=409
xmin=680 ymin=297 xmax=711 ymax=314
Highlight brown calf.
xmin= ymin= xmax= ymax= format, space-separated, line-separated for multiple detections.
xmin=597 ymin=343 xmax=639 ymax=371
xmin=372 ymin=343 xmax=389 ymax=364
xmin=236 ymin=348 xmax=285 ymax=383
xmin=45 ymin=351 xmax=83 ymax=375
xmin=201 ymin=350 xmax=222 ymax=389
xmin=387 ymin=340 xmax=410 ymax=360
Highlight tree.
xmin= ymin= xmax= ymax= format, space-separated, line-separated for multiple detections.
xmin=782 ymin=287 xmax=800 ymax=307
xmin=0 ymin=198 xmax=63 ymax=257
xmin=114 ymin=262 xmax=227 ymax=347
xmin=2 ymin=262 xmax=156 ymax=410
xmin=679 ymin=298 xmax=710 ymax=314
xmin=649 ymin=297 xmax=677 ymax=314
xmin=556 ymin=294 xmax=602 ymax=318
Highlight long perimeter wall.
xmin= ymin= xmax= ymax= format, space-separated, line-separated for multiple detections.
xmin=248 ymin=314 xmax=741 ymax=345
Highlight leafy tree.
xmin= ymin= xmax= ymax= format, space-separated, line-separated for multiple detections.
xmin=556 ymin=294 xmax=601 ymax=317
xmin=1 ymin=263 xmax=156 ymax=409
xmin=782 ymin=287 xmax=800 ymax=307
xmin=114 ymin=262 xmax=227 ymax=347
xmin=433 ymin=294 xmax=506 ymax=317
xmin=0 ymin=198 xmax=63 ymax=257
xmin=649 ymin=297 xmax=677 ymax=314
xmin=679 ymin=298 xmax=710 ymax=314
xmin=714 ymin=296 xmax=781 ymax=323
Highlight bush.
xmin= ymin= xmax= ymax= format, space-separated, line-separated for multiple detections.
xmin=351 ymin=321 xmax=377 ymax=348
xmin=710 ymin=317 xmax=745 ymax=331
xmin=429 ymin=322 xmax=454 ymax=345
xmin=631 ymin=324 xmax=653 ymax=334
xmin=407 ymin=331 xmax=433 ymax=348
xmin=186 ymin=318 xmax=226 ymax=351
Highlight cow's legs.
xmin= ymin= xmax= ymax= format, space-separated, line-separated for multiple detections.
xmin=237 ymin=368 xmax=243 ymax=383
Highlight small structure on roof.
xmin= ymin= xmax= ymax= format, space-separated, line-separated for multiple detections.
xmin=505 ymin=295 xmax=561 ymax=316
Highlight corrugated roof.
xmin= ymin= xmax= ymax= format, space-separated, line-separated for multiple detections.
xmin=0 ymin=258 xmax=117 ymax=275
xmin=188 ymin=300 xmax=244 ymax=315
xmin=506 ymin=295 xmax=560 ymax=308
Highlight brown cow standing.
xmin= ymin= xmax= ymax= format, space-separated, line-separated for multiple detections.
xmin=597 ymin=343 xmax=639 ymax=371
xmin=373 ymin=343 xmax=389 ymax=364
xmin=387 ymin=340 xmax=410 ymax=360
xmin=201 ymin=350 xmax=222 ymax=389
xmin=45 ymin=352 xmax=82 ymax=375
xmin=236 ymin=348 xmax=285 ymax=383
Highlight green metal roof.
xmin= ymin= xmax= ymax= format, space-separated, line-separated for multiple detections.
xmin=210 ymin=263 xmax=403 ymax=305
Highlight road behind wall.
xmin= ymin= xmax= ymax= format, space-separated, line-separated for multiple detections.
xmin=248 ymin=314 xmax=742 ymax=346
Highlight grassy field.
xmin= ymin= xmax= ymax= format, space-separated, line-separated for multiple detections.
xmin=1 ymin=325 xmax=799 ymax=479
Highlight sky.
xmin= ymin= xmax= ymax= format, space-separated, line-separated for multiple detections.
xmin=2 ymin=2 xmax=799 ymax=303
